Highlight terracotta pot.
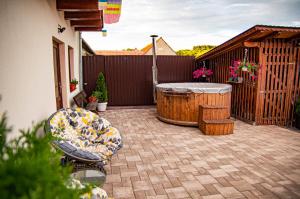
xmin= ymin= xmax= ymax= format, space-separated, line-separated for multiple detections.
xmin=70 ymin=83 xmax=76 ymax=92
xmin=88 ymin=96 xmax=97 ymax=103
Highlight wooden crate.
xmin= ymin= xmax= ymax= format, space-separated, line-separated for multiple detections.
xmin=199 ymin=119 xmax=234 ymax=135
xmin=199 ymin=105 xmax=230 ymax=123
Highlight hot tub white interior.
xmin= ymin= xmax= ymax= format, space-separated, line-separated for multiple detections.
xmin=156 ymin=83 xmax=232 ymax=93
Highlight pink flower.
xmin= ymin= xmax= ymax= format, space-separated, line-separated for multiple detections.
xmin=193 ymin=68 xmax=213 ymax=79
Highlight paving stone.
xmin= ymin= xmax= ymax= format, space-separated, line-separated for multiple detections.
xmin=196 ymin=175 xmax=218 ymax=184
xmin=182 ymin=180 xmax=205 ymax=191
xmin=165 ymin=187 xmax=190 ymax=198
xmin=101 ymin=108 xmax=300 ymax=199
xmin=113 ymin=186 xmax=135 ymax=198
xmin=214 ymin=184 xmax=244 ymax=198
xmin=202 ymin=194 xmax=225 ymax=199
xmin=132 ymin=180 xmax=153 ymax=191
xmin=106 ymin=174 xmax=121 ymax=183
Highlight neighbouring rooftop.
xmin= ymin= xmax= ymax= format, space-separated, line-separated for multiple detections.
xmin=101 ymin=108 xmax=300 ymax=199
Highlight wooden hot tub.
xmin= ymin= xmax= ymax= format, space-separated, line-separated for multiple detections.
xmin=156 ymin=83 xmax=232 ymax=126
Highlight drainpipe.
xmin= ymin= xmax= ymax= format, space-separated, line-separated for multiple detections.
xmin=151 ymin=35 xmax=158 ymax=103
xmin=79 ymin=32 xmax=83 ymax=91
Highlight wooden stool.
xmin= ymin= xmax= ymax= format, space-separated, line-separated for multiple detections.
xmin=198 ymin=105 xmax=234 ymax=135
xmin=199 ymin=105 xmax=230 ymax=122
xmin=200 ymin=119 xmax=234 ymax=135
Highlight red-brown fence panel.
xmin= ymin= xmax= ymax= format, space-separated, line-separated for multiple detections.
xmin=104 ymin=56 xmax=153 ymax=106
xmin=82 ymin=56 xmax=105 ymax=96
xmin=82 ymin=55 xmax=195 ymax=106
xmin=157 ymin=56 xmax=195 ymax=83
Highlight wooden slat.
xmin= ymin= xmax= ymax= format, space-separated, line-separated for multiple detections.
xmin=57 ymin=0 xmax=98 ymax=11
xmin=75 ymin=27 xmax=102 ymax=31
xmin=71 ymin=20 xmax=101 ymax=27
xmin=197 ymin=38 xmax=300 ymax=127
xmin=64 ymin=11 xmax=101 ymax=20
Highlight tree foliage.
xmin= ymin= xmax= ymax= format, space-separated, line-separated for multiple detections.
xmin=176 ymin=45 xmax=216 ymax=58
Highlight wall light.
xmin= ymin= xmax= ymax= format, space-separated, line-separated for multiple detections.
xmin=58 ymin=24 xmax=66 ymax=34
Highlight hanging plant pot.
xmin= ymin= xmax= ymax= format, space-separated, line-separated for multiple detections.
xmin=198 ymin=76 xmax=208 ymax=82
xmin=241 ymin=66 xmax=248 ymax=72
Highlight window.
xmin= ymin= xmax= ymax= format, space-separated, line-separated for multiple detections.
xmin=68 ymin=46 xmax=74 ymax=81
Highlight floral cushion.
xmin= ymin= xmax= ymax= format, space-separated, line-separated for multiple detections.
xmin=48 ymin=108 xmax=122 ymax=163
xmin=68 ymin=179 xmax=108 ymax=199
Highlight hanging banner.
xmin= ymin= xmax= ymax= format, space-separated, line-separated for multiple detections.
xmin=104 ymin=0 xmax=122 ymax=24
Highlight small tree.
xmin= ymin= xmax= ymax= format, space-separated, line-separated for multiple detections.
xmin=94 ymin=72 xmax=108 ymax=102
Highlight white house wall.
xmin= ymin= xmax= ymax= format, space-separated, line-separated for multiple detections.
xmin=0 ymin=0 xmax=80 ymax=139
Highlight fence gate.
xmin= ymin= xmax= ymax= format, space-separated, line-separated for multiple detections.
xmin=256 ymin=39 xmax=300 ymax=126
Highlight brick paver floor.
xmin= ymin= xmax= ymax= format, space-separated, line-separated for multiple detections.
xmin=102 ymin=108 xmax=300 ymax=199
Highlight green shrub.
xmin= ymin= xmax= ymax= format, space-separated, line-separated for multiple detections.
xmin=95 ymin=72 xmax=108 ymax=102
xmin=70 ymin=79 xmax=78 ymax=85
xmin=0 ymin=113 xmax=85 ymax=199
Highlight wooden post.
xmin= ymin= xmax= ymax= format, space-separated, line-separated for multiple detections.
xmin=255 ymin=42 xmax=266 ymax=125
xmin=151 ymin=35 xmax=158 ymax=103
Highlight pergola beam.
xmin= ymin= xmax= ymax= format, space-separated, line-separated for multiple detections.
xmin=75 ymin=27 xmax=102 ymax=31
xmin=65 ymin=11 xmax=102 ymax=20
xmin=243 ymin=41 xmax=259 ymax=48
xmin=286 ymin=33 xmax=300 ymax=42
xmin=57 ymin=0 xmax=98 ymax=11
xmin=253 ymin=31 xmax=280 ymax=42
xmin=71 ymin=20 xmax=102 ymax=27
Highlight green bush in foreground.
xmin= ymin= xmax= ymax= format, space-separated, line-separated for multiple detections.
xmin=0 ymin=113 xmax=85 ymax=199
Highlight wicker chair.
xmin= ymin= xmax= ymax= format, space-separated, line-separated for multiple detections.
xmin=45 ymin=108 xmax=122 ymax=173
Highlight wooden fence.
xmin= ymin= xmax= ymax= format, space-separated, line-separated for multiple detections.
xmin=256 ymin=39 xmax=300 ymax=126
xmin=83 ymin=55 xmax=195 ymax=106
xmin=197 ymin=39 xmax=300 ymax=127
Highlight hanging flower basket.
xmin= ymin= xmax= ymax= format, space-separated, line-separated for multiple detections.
xmin=193 ymin=67 xmax=213 ymax=82
xmin=227 ymin=61 xmax=242 ymax=83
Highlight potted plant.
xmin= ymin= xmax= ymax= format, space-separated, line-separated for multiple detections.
xmin=193 ymin=67 xmax=213 ymax=82
xmin=70 ymin=79 xmax=78 ymax=92
xmin=93 ymin=72 xmax=108 ymax=111
xmin=88 ymin=94 xmax=98 ymax=103
xmin=295 ymin=97 xmax=300 ymax=129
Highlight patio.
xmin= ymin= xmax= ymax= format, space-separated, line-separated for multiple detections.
xmin=101 ymin=108 xmax=300 ymax=199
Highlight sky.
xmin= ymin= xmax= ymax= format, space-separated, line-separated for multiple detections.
xmin=82 ymin=0 xmax=300 ymax=51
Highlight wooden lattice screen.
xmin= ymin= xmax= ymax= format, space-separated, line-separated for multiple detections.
xmin=199 ymin=47 xmax=259 ymax=124
xmin=198 ymin=39 xmax=300 ymax=127
xmin=256 ymin=39 xmax=300 ymax=126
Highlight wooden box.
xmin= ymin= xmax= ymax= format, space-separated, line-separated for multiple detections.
xmin=199 ymin=119 xmax=234 ymax=135
xmin=199 ymin=105 xmax=230 ymax=123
